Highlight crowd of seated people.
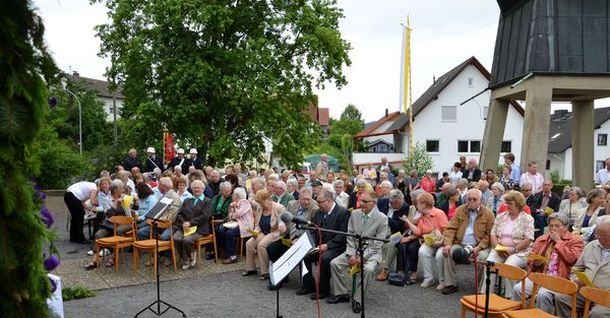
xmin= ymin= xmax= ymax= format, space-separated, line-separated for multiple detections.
xmin=63 ymin=149 xmax=610 ymax=316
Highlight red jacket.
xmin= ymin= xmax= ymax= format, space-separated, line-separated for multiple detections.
xmin=529 ymin=231 xmax=584 ymax=279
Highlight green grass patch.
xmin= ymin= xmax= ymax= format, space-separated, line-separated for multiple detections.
xmin=62 ymin=286 xmax=95 ymax=301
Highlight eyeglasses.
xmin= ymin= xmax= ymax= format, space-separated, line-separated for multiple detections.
xmin=467 ymin=198 xmax=479 ymax=202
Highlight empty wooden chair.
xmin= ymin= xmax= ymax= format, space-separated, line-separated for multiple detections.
xmin=581 ymin=287 xmax=610 ymax=318
xmin=95 ymin=215 xmax=135 ymax=272
xmin=132 ymin=219 xmax=177 ymax=276
xmin=194 ymin=217 xmax=219 ymax=265
xmin=501 ymin=272 xmax=578 ymax=318
xmin=460 ymin=262 xmax=528 ymax=318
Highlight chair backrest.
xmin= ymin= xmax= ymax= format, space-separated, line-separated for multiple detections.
xmin=528 ymin=272 xmax=578 ymax=316
xmin=529 ymin=272 xmax=578 ymax=295
xmin=581 ymin=287 xmax=610 ymax=318
xmin=493 ymin=262 xmax=528 ymax=281
xmin=109 ymin=215 xmax=134 ymax=235
xmin=144 ymin=219 xmax=173 ymax=241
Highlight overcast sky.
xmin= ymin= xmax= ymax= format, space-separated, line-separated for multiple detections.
xmin=35 ymin=0 xmax=502 ymax=122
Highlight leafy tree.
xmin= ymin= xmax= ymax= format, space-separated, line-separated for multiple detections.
xmin=94 ymin=0 xmax=351 ymax=167
xmin=0 ymin=1 xmax=57 ymax=316
xmin=324 ymin=104 xmax=364 ymax=168
xmin=403 ymin=142 xmax=433 ymax=178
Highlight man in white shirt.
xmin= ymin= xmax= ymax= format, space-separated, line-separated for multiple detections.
xmin=520 ymin=161 xmax=544 ymax=193
xmin=594 ymin=158 xmax=610 ymax=185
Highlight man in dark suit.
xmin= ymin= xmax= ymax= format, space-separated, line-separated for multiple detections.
xmin=144 ymin=147 xmax=165 ymax=173
xmin=298 ymin=189 xmax=350 ymax=300
xmin=376 ymin=189 xmax=409 ymax=281
xmin=122 ymin=148 xmax=141 ymax=171
xmin=266 ymin=188 xmax=318 ymax=290
xmin=463 ymin=158 xmax=482 ymax=182
xmin=528 ymin=179 xmax=561 ymax=238
xmin=168 ymin=148 xmax=191 ymax=172
xmin=172 ymin=180 xmax=212 ymax=270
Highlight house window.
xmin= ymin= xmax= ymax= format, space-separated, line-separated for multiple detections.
xmin=457 ymin=140 xmax=469 ymax=153
xmin=426 ymin=140 xmax=439 ymax=152
xmin=379 ymin=144 xmax=387 ymax=153
xmin=596 ymin=160 xmax=605 ymax=171
xmin=441 ymin=106 xmax=457 ymax=122
xmin=468 ymin=77 xmax=474 ymax=86
xmin=483 ymin=106 xmax=489 ymax=120
xmin=501 ymin=141 xmax=512 ymax=152
xmin=598 ymin=134 xmax=607 ymax=146
xmin=546 ymin=160 xmax=551 ymax=170
xmin=470 ymin=141 xmax=481 ymax=153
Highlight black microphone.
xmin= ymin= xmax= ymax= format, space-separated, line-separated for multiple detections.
xmin=280 ymin=211 xmax=313 ymax=226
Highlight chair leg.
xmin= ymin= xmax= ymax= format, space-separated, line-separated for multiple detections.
xmin=213 ymin=239 xmax=218 ymax=264
xmin=96 ymin=245 xmax=101 ymax=269
xmin=460 ymin=304 xmax=466 ymax=318
xmin=115 ymin=244 xmax=119 ymax=272
xmin=198 ymin=244 xmax=203 ymax=264
xmin=171 ymin=248 xmax=177 ymax=273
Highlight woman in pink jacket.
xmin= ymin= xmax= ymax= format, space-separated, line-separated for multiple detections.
xmin=217 ymin=187 xmax=254 ymax=264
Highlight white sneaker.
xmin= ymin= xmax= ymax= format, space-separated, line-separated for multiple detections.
xmin=436 ymin=282 xmax=445 ymax=291
xmin=181 ymin=262 xmax=190 ymax=270
xmin=87 ymin=248 xmax=111 ymax=257
xmin=190 ymin=251 xmax=197 ymax=267
xmin=420 ymin=279 xmax=435 ymax=288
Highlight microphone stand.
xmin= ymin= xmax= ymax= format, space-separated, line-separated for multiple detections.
xmin=297 ymin=224 xmax=388 ymax=318
xmin=482 ymin=261 xmax=497 ymax=318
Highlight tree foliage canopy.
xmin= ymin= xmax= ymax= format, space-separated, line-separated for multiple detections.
xmin=94 ymin=0 xmax=351 ymax=167
xmin=0 ymin=1 xmax=57 ymax=316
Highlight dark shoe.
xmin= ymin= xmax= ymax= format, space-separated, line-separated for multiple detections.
xmin=326 ymin=294 xmax=349 ymax=304
xmin=84 ymin=262 xmax=97 ymax=270
xmin=259 ymin=273 xmax=269 ymax=280
xmin=310 ymin=292 xmax=329 ymax=300
xmin=352 ymin=300 xmax=362 ymax=313
xmin=441 ymin=285 xmax=459 ymax=295
xmin=205 ymin=253 xmax=215 ymax=260
xmin=241 ymin=270 xmax=257 ymax=277
xmin=222 ymin=258 xmax=238 ymax=264
xmin=296 ymin=288 xmax=315 ymax=296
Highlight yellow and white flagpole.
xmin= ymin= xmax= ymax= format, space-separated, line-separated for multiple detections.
xmin=400 ymin=16 xmax=414 ymax=155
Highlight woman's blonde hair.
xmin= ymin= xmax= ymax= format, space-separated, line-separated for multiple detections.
xmin=503 ymin=190 xmax=526 ymax=210
xmin=255 ymin=189 xmax=272 ymax=204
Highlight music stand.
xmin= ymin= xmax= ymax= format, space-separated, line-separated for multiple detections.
xmin=269 ymin=232 xmax=315 ymax=318
xmin=134 ymin=197 xmax=186 ymax=318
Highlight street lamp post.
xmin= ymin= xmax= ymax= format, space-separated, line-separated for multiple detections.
xmin=63 ymin=85 xmax=82 ymax=155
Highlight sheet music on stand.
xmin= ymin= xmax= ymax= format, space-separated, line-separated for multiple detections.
xmin=269 ymin=232 xmax=315 ymax=286
xmin=143 ymin=197 xmax=174 ymax=220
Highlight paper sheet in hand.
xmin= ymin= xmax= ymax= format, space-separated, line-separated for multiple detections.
xmin=527 ymin=254 xmax=548 ymax=262
xmin=575 ymin=271 xmax=594 ymax=287
xmin=184 ymin=226 xmax=197 ymax=237
xmin=269 ymin=232 xmax=314 ymax=286
xmin=144 ymin=197 xmax=174 ymax=219
xmin=495 ymin=244 xmax=509 ymax=252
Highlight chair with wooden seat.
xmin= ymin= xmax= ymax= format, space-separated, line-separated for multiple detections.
xmin=132 ymin=219 xmax=177 ymax=276
xmin=581 ymin=286 xmax=610 ymax=318
xmin=95 ymin=215 xmax=135 ymax=272
xmin=460 ymin=262 xmax=528 ymax=318
xmin=501 ymin=272 xmax=578 ymax=318
xmin=194 ymin=217 xmax=219 ymax=265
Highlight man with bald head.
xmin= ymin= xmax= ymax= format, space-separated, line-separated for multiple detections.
xmin=436 ymin=189 xmax=495 ymax=294
xmin=555 ymin=221 xmax=610 ymax=317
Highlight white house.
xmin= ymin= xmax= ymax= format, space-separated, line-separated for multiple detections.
xmin=547 ymin=108 xmax=610 ymax=180
xmin=353 ymin=56 xmax=525 ymax=174
xmin=68 ymin=72 xmax=124 ymax=122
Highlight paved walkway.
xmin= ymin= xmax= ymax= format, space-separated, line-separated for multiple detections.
xmin=47 ymin=194 xmax=476 ymax=317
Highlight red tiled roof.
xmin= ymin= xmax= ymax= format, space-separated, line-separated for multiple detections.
xmin=354 ymin=111 xmax=401 ymax=139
